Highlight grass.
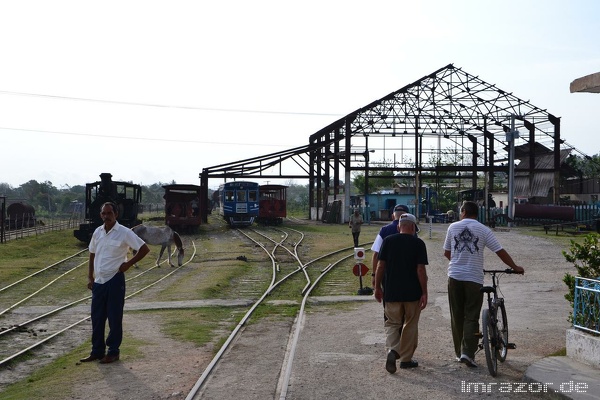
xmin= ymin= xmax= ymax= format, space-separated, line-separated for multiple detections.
xmin=0 ymin=337 xmax=148 ymax=400
xmin=150 ymin=307 xmax=246 ymax=347
xmin=0 ymin=230 xmax=86 ymax=283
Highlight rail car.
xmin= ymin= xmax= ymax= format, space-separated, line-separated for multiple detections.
xmin=163 ymin=184 xmax=203 ymax=232
xmin=74 ymin=172 xmax=142 ymax=243
xmin=514 ymin=203 xmax=575 ymax=222
xmin=218 ymin=181 xmax=259 ymax=226
xmin=257 ymin=184 xmax=287 ymax=225
xmin=4 ymin=202 xmax=36 ymax=229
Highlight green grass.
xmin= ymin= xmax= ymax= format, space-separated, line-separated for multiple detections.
xmin=0 ymin=230 xmax=86 ymax=282
xmin=150 ymin=307 xmax=245 ymax=346
xmin=0 ymin=337 xmax=148 ymax=400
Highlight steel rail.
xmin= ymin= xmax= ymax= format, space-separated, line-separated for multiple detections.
xmin=277 ymin=253 xmax=354 ymax=400
xmin=0 ymin=241 xmax=197 ymax=367
xmin=186 ymin=229 xmax=360 ymax=400
xmin=0 ymin=260 xmax=88 ymax=317
xmin=0 ymin=249 xmax=88 ymax=293
xmin=185 ymin=231 xmax=278 ymax=400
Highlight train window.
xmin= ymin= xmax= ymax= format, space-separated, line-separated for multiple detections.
xmin=225 ymin=190 xmax=234 ymax=202
xmin=237 ymin=190 xmax=247 ymax=202
xmin=249 ymin=190 xmax=258 ymax=202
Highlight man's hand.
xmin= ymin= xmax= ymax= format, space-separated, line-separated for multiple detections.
xmin=512 ymin=265 xmax=525 ymax=275
xmin=374 ymin=287 xmax=383 ymax=303
xmin=419 ymin=294 xmax=428 ymax=310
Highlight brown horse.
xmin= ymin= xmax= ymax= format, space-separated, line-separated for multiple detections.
xmin=131 ymin=225 xmax=184 ymax=267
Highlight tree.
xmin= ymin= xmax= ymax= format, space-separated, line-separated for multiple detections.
xmin=352 ymin=169 xmax=395 ymax=195
xmin=564 ymin=153 xmax=600 ymax=178
xmin=0 ymin=183 xmax=14 ymax=196
xmin=285 ymin=181 xmax=309 ymax=214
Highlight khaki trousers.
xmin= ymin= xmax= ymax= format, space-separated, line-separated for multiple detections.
xmin=384 ymin=301 xmax=421 ymax=362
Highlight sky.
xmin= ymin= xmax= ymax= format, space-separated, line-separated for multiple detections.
xmin=1 ymin=0 xmax=599 ymax=191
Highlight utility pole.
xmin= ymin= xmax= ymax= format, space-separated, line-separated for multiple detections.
xmin=507 ymin=115 xmax=520 ymax=227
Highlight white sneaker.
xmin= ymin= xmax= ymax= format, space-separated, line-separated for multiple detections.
xmin=460 ymin=354 xmax=478 ymax=367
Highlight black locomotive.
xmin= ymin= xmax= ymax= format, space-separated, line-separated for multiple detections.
xmin=74 ymin=173 xmax=142 ymax=243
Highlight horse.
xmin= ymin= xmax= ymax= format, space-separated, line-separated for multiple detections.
xmin=131 ymin=225 xmax=184 ymax=267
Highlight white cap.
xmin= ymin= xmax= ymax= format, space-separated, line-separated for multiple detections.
xmin=399 ymin=213 xmax=417 ymax=225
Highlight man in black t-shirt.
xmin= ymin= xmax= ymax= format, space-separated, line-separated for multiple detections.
xmin=374 ymin=213 xmax=428 ymax=373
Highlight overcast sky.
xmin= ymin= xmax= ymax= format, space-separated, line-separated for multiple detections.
xmin=1 ymin=0 xmax=599 ymax=191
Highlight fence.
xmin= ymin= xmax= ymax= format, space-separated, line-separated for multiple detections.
xmin=478 ymin=204 xmax=600 ymax=228
xmin=573 ymin=277 xmax=600 ymax=335
xmin=1 ymin=215 xmax=83 ymax=243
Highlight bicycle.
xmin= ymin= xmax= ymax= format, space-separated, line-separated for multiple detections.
xmin=478 ymin=269 xmax=517 ymax=376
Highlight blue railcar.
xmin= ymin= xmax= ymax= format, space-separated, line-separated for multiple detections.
xmin=218 ymin=181 xmax=259 ymax=226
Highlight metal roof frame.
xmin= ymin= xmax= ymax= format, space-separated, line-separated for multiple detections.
xmin=200 ymin=64 xmax=572 ymax=221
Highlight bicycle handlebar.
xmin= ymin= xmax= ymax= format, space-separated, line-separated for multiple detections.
xmin=483 ymin=268 xmax=515 ymax=274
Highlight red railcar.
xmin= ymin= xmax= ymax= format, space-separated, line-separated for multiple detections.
xmin=163 ymin=184 xmax=203 ymax=232
xmin=257 ymin=184 xmax=287 ymax=225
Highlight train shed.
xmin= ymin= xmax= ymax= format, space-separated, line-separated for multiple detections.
xmin=200 ymin=64 xmax=591 ymax=223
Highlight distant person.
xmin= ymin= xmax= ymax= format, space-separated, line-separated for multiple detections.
xmin=446 ymin=209 xmax=456 ymax=223
xmin=374 ymin=213 xmax=428 ymax=373
xmin=191 ymin=198 xmax=199 ymax=216
xmin=349 ymin=209 xmax=364 ymax=247
xmin=443 ymin=201 xmax=524 ymax=368
xmin=80 ymin=202 xmax=149 ymax=364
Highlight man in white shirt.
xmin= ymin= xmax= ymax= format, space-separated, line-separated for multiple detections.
xmin=80 ymin=202 xmax=149 ymax=364
xmin=443 ymin=201 xmax=523 ymax=368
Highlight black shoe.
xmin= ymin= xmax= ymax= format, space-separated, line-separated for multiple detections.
xmin=386 ymin=350 xmax=398 ymax=373
xmin=400 ymin=360 xmax=419 ymax=369
xmin=99 ymin=354 xmax=120 ymax=364
xmin=80 ymin=354 xmax=104 ymax=362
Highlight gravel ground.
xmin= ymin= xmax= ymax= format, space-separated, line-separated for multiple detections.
xmin=283 ymin=226 xmax=572 ymax=400
xmin=1 ymin=222 xmax=575 ymax=399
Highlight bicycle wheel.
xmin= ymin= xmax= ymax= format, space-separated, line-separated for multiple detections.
xmin=496 ymin=301 xmax=509 ymax=362
xmin=482 ymin=308 xmax=498 ymax=376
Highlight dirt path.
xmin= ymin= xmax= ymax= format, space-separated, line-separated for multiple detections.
xmin=284 ymin=227 xmax=571 ymax=399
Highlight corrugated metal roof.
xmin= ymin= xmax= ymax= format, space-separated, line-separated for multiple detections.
xmin=513 ymin=149 xmax=572 ymax=197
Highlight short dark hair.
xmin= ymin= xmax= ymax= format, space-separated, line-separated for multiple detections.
xmin=101 ymin=202 xmax=119 ymax=214
xmin=460 ymin=201 xmax=478 ymax=217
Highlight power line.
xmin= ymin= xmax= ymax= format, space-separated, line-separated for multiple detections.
xmin=0 ymin=90 xmax=343 ymax=117
xmin=0 ymin=126 xmax=292 ymax=148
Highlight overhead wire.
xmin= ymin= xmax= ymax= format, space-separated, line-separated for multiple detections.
xmin=0 ymin=126 xmax=291 ymax=147
xmin=0 ymin=89 xmax=343 ymax=147
xmin=0 ymin=89 xmax=343 ymax=117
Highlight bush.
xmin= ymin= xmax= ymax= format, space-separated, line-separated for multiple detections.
xmin=562 ymin=233 xmax=600 ymax=322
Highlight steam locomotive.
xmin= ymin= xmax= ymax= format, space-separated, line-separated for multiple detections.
xmin=73 ymin=173 xmax=142 ymax=243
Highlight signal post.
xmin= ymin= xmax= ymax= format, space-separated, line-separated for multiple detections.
xmin=353 ymin=247 xmax=373 ymax=295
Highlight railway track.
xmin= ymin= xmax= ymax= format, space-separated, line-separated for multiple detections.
xmin=185 ymin=225 xmax=359 ymax=400
xmin=0 ymin=240 xmax=198 ymax=369
xmin=1 ymin=218 xmax=376 ymax=398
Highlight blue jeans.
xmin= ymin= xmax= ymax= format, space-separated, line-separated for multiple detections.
xmin=90 ymin=272 xmax=126 ymax=357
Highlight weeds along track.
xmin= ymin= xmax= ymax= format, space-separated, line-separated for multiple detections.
xmin=186 ymin=225 xmax=360 ymax=400
xmin=0 ymin=241 xmax=197 ymax=368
